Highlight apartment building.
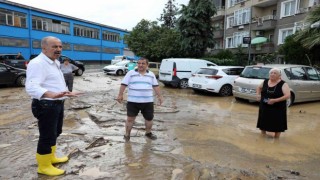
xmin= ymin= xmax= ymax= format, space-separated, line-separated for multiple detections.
xmin=211 ymin=0 xmax=319 ymax=63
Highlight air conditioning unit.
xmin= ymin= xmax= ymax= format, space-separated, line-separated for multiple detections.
xmin=238 ymin=25 xmax=244 ymax=30
xmin=256 ymin=31 xmax=264 ymax=36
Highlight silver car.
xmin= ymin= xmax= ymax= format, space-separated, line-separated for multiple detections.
xmin=233 ymin=64 xmax=320 ymax=106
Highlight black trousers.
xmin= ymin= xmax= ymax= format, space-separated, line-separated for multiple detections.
xmin=31 ymin=99 xmax=64 ymax=155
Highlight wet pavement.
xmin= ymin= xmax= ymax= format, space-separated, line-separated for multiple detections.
xmin=0 ymin=71 xmax=320 ymax=180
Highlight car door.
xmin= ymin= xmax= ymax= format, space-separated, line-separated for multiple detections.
xmin=286 ymin=67 xmax=313 ymax=101
xmin=0 ymin=64 xmax=13 ymax=85
xmin=305 ymin=67 xmax=320 ymax=99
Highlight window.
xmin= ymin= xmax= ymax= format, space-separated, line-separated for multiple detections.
xmin=223 ymin=68 xmax=244 ymax=75
xmin=74 ymin=24 xmax=99 ymax=39
xmin=305 ymin=67 xmax=320 ymax=80
xmin=289 ymin=67 xmax=307 ymax=80
xmin=226 ymin=37 xmax=233 ymax=48
xmin=214 ymin=39 xmax=223 ymax=49
xmin=32 ymin=16 xmax=70 ymax=34
xmin=0 ymin=37 xmax=29 ymax=47
xmin=102 ymin=31 xmax=120 ymax=42
xmin=278 ymin=28 xmax=293 ymax=44
xmin=226 ymin=16 xmax=234 ymax=28
xmin=293 ymin=21 xmax=309 ymax=33
xmin=234 ymin=8 xmax=250 ymax=26
xmin=233 ymin=31 xmax=249 ymax=47
xmin=103 ymin=47 xmax=120 ymax=54
xmin=281 ymin=0 xmax=296 ymax=18
xmin=0 ymin=8 xmax=27 ymax=28
xmin=74 ymin=44 xmax=100 ymax=52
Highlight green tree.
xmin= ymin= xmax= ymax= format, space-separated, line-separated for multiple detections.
xmin=278 ymin=35 xmax=311 ymax=65
xmin=159 ymin=0 xmax=179 ymax=28
xmin=177 ymin=0 xmax=216 ymax=57
xmin=125 ymin=19 xmax=183 ymax=61
xmin=294 ymin=6 xmax=320 ymax=49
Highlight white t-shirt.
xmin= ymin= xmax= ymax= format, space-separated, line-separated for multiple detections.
xmin=121 ymin=69 xmax=158 ymax=103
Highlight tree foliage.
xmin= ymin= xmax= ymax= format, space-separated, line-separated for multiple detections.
xmin=159 ymin=0 xmax=179 ymax=28
xmin=278 ymin=35 xmax=311 ymax=65
xmin=125 ymin=19 xmax=182 ymax=62
xmin=176 ymin=0 xmax=216 ymax=58
xmin=294 ymin=6 xmax=320 ymax=49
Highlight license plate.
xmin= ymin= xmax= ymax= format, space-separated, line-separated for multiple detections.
xmin=240 ymin=88 xmax=255 ymax=94
xmin=192 ymin=84 xmax=201 ymax=88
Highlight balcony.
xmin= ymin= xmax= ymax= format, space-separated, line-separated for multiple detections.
xmin=251 ymin=15 xmax=277 ymax=31
xmin=213 ymin=29 xmax=224 ymax=38
xmin=250 ymin=42 xmax=275 ymax=54
xmin=252 ymin=0 xmax=277 ymax=7
xmin=212 ymin=6 xmax=225 ymax=20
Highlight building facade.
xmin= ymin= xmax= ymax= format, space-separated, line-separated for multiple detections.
xmin=211 ymin=0 xmax=319 ymax=63
xmin=0 ymin=0 xmax=133 ymax=63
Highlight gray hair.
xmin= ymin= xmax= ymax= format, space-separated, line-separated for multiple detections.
xmin=41 ymin=36 xmax=61 ymax=47
xmin=269 ymin=68 xmax=281 ymax=75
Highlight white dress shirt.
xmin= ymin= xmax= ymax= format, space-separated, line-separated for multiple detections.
xmin=26 ymin=53 xmax=67 ymax=100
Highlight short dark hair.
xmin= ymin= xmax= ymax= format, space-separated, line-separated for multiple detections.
xmin=138 ymin=57 xmax=149 ymax=64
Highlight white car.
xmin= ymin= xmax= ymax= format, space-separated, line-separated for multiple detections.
xmin=103 ymin=60 xmax=130 ymax=75
xmin=188 ymin=66 xmax=244 ymax=96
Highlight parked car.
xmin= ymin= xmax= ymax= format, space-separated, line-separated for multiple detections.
xmin=0 ymin=53 xmax=28 ymax=69
xmin=111 ymin=55 xmax=135 ymax=65
xmin=29 ymin=54 xmax=85 ymax=76
xmin=233 ymin=64 xmax=320 ymax=106
xmin=188 ymin=66 xmax=244 ymax=96
xmin=148 ymin=62 xmax=161 ymax=78
xmin=103 ymin=60 xmax=130 ymax=75
xmin=0 ymin=63 xmax=26 ymax=86
xmin=159 ymin=58 xmax=217 ymax=88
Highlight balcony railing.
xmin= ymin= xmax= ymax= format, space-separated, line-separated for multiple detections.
xmin=251 ymin=15 xmax=277 ymax=30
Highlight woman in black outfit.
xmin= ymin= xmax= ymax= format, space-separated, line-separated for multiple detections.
xmin=256 ymin=68 xmax=291 ymax=138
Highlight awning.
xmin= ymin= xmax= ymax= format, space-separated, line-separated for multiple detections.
xmin=251 ymin=37 xmax=267 ymax=45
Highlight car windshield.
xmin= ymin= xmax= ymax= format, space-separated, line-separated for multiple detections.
xmin=240 ymin=67 xmax=271 ymax=79
xmin=196 ymin=68 xmax=218 ymax=75
xmin=115 ymin=61 xmax=128 ymax=66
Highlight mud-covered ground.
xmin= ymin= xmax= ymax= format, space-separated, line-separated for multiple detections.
xmin=0 ymin=70 xmax=319 ymax=180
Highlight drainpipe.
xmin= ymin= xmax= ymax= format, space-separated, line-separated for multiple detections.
xmin=28 ymin=7 xmax=32 ymax=56
xmin=248 ymin=0 xmax=253 ymax=65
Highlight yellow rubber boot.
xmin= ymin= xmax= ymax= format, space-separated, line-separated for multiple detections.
xmin=51 ymin=145 xmax=69 ymax=164
xmin=36 ymin=153 xmax=65 ymax=176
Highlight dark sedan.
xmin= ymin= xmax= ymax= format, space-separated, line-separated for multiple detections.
xmin=0 ymin=63 xmax=26 ymax=86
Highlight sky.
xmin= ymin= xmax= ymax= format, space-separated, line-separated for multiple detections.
xmin=8 ymin=0 xmax=189 ymax=31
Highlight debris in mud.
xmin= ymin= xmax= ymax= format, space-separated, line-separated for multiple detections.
xmin=187 ymin=123 xmax=199 ymax=126
xmin=85 ymin=137 xmax=109 ymax=150
xmin=0 ymin=144 xmax=12 ymax=148
xmin=70 ymin=104 xmax=92 ymax=110
xmin=68 ymin=148 xmax=84 ymax=159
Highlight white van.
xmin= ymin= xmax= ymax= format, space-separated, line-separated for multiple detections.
xmin=159 ymin=58 xmax=217 ymax=88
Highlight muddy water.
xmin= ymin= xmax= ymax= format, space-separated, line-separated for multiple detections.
xmin=0 ymin=72 xmax=319 ymax=180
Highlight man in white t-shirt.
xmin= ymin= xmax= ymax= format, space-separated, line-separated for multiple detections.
xmin=117 ymin=57 xmax=163 ymax=141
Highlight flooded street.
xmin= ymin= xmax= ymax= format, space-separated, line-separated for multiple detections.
xmin=0 ymin=71 xmax=320 ymax=180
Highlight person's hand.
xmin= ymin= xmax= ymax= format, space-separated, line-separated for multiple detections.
xmin=64 ymin=91 xmax=85 ymax=97
xmin=157 ymin=96 xmax=163 ymax=106
xmin=116 ymin=94 xmax=123 ymax=103
xmin=268 ymin=98 xmax=277 ymax=105
xmin=256 ymin=94 xmax=261 ymax=101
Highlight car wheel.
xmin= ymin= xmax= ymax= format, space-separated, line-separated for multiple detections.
xmin=235 ymin=97 xmax=244 ymax=101
xmin=287 ymin=93 xmax=294 ymax=107
xmin=219 ymin=85 xmax=232 ymax=96
xmin=75 ymin=68 xmax=84 ymax=76
xmin=116 ymin=69 xmax=124 ymax=76
xmin=193 ymin=89 xmax=200 ymax=93
xmin=16 ymin=76 xmax=26 ymax=86
xmin=179 ymin=79 xmax=188 ymax=89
